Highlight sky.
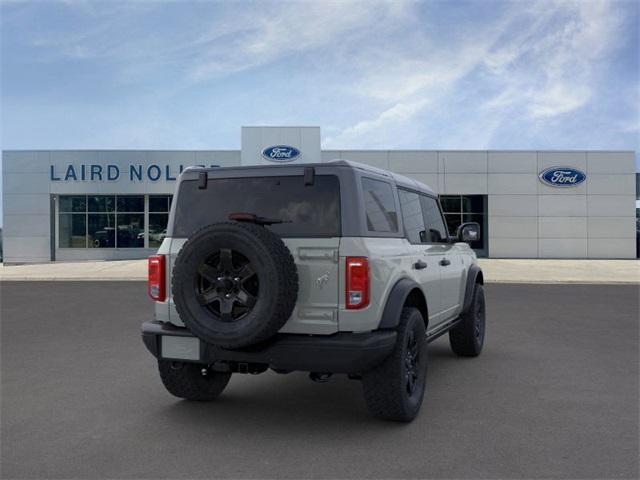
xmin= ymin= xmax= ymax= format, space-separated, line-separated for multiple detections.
xmin=0 ymin=0 xmax=639 ymax=222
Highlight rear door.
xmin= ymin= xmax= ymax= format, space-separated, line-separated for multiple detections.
xmin=397 ymin=188 xmax=444 ymax=323
xmin=420 ymin=195 xmax=459 ymax=322
xmin=170 ymin=173 xmax=342 ymax=334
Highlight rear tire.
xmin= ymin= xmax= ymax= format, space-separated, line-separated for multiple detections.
xmin=158 ymin=360 xmax=231 ymax=401
xmin=449 ymin=283 xmax=485 ymax=357
xmin=362 ymin=308 xmax=427 ymax=422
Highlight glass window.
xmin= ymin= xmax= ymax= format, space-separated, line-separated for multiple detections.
xmin=149 ymin=195 xmax=171 ymax=212
xmin=88 ymin=196 xmax=115 ymax=212
xmin=420 ymin=196 xmax=448 ymax=243
xmin=58 ymin=194 xmax=170 ymax=249
xmin=88 ymin=214 xmax=115 ymax=248
xmin=440 ymin=196 xmax=460 ymax=213
xmin=149 ymin=213 xmax=169 ymax=248
xmin=116 ymin=213 xmax=144 ymax=247
xmin=174 ymin=176 xmax=341 ymax=238
xmin=439 ymin=194 xmax=488 ymax=256
xmin=361 ymin=178 xmax=398 ymax=233
xmin=444 ymin=214 xmax=462 ymax=240
xmin=117 ymin=196 xmax=144 ymax=212
xmin=149 ymin=195 xmax=172 ymax=247
xmin=462 ymin=196 xmax=485 ymax=213
xmin=398 ymin=189 xmax=426 ymax=244
xmin=59 ymin=214 xmax=86 ymax=247
xmin=59 ymin=196 xmax=86 ymax=213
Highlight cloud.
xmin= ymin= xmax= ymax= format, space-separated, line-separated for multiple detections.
xmin=325 ymin=98 xmax=429 ymax=148
xmin=18 ymin=0 xmax=411 ymax=81
xmin=189 ymin=1 xmax=411 ymax=80
xmin=2 ymin=0 xmax=636 ymax=155
xmin=326 ymin=0 xmax=629 ymax=147
xmin=482 ymin=0 xmax=624 ymax=119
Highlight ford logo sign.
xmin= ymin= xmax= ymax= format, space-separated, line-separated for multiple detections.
xmin=538 ymin=166 xmax=586 ymax=187
xmin=261 ymin=145 xmax=301 ymax=163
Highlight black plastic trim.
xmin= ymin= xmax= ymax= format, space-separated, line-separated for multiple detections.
xmin=198 ymin=171 xmax=207 ymax=189
xmin=426 ymin=316 xmax=462 ymax=343
xmin=303 ymin=166 xmax=315 ymax=185
xmin=50 ymin=195 xmax=56 ymax=261
xmin=141 ymin=321 xmax=397 ymax=374
xmin=378 ymin=278 xmax=423 ymax=329
xmin=462 ymin=264 xmax=483 ymax=313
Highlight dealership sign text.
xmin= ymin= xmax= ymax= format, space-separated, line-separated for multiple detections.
xmin=49 ymin=164 xmax=217 ymax=182
xmin=538 ymin=167 xmax=586 ymax=187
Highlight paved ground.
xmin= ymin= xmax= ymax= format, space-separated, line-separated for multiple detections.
xmin=1 ymin=282 xmax=638 ymax=479
xmin=1 ymin=258 xmax=639 ymax=284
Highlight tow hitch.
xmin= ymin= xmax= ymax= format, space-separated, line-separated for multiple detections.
xmin=309 ymin=372 xmax=332 ymax=383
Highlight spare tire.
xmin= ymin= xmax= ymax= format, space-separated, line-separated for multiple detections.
xmin=172 ymin=222 xmax=298 ymax=349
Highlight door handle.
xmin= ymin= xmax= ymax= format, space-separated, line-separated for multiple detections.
xmin=439 ymin=258 xmax=451 ymax=267
xmin=413 ymin=260 xmax=428 ymax=270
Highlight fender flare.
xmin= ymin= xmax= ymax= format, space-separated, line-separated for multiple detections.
xmin=462 ymin=264 xmax=484 ymax=313
xmin=378 ymin=278 xmax=426 ymax=330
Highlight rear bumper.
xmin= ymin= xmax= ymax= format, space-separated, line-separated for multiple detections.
xmin=141 ymin=320 xmax=397 ymax=374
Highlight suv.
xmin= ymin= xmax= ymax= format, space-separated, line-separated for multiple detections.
xmin=142 ymin=160 xmax=486 ymax=422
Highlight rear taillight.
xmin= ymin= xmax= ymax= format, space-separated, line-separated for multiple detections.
xmin=345 ymin=256 xmax=369 ymax=309
xmin=148 ymin=255 xmax=166 ymax=301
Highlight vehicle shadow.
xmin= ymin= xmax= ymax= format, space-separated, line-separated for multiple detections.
xmin=150 ymin=338 xmax=467 ymax=433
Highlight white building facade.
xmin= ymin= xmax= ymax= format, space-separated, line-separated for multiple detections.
xmin=2 ymin=126 xmax=637 ymax=263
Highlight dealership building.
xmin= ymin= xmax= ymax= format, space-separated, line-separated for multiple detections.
xmin=1 ymin=126 xmax=637 ymax=263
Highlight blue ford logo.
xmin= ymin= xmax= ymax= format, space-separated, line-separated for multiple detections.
xmin=261 ymin=145 xmax=301 ymax=163
xmin=538 ymin=166 xmax=586 ymax=187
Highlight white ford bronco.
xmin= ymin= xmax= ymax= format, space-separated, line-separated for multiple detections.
xmin=142 ymin=160 xmax=486 ymax=422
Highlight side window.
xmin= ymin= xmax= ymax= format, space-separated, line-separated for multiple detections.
xmin=420 ymin=196 xmax=448 ymax=243
xmin=361 ymin=177 xmax=398 ymax=233
xmin=398 ymin=189 xmax=426 ymax=244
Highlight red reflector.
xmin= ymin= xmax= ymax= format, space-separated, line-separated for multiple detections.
xmin=148 ymin=255 xmax=166 ymax=301
xmin=346 ymin=257 xmax=369 ymax=309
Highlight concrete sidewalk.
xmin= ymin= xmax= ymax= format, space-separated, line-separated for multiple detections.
xmin=0 ymin=259 xmax=148 ymax=282
xmin=476 ymin=259 xmax=639 ymax=284
xmin=0 ymin=258 xmax=638 ymax=284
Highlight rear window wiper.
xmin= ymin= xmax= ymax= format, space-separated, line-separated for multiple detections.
xmin=228 ymin=212 xmax=291 ymax=226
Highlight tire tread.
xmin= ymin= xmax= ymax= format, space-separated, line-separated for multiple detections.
xmin=362 ymin=307 xmax=427 ymax=422
xmin=449 ymin=283 xmax=485 ymax=357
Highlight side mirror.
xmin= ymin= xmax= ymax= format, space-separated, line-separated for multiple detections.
xmin=456 ymin=222 xmax=480 ymax=243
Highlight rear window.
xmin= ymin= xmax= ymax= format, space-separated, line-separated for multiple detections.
xmin=173 ymin=175 xmax=341 ymax=238
xmin=361 ymin=177 xmax=398 ymax=233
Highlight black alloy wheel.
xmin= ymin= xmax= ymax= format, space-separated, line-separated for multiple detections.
xmin=195 ymin=248 xmax=259 ymax=322
xmin=404 ymin=328 xmax=420 ymax=396
xmin=473 ymin=290 xmax=485 ymax=344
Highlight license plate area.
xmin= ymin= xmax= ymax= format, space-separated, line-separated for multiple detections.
xmin=161 ymin=336 xmax=200 ymax=361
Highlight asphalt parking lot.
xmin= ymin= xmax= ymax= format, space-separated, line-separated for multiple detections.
xmin=1 ymin=282 xmax=638 ymax=479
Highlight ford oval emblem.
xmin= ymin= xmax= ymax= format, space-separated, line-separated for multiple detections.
xmin=538 ymin=166 xmax=586 ymax=188
xmin=261 ymin=145 xmax=301 ymax=163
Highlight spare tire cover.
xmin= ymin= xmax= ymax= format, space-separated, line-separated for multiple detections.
xmin=172 ymin=222 xmax=298 ymax=349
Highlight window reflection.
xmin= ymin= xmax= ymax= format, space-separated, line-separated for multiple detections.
xmin=149 ymin=195 xmax=172 ymax=248
xmin=149 ymin=214 xmax=168 ymax=248
xmin=88 ymin=214 xmax=115 ymax=248
xmin=440 ymin=195 xmax=487 ymax=255
xmin=58 ymin=194 xmax=172 ymax=249
xmin=59 ymin=214 xmax=86 ymax=247
xmin=117 ymin=213 xmax=144 ymax=247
